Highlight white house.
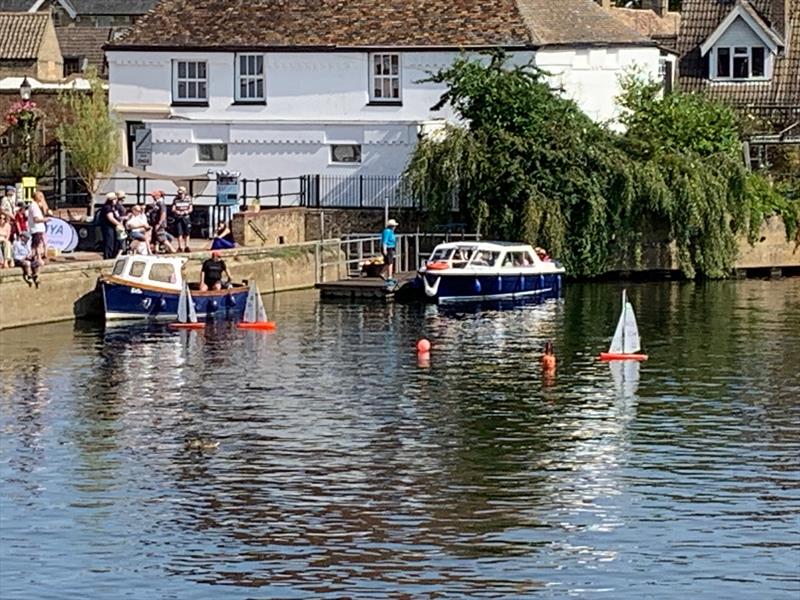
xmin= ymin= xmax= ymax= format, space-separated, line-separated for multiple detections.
xmin=105 ymin=0 xmax=661 ymax=204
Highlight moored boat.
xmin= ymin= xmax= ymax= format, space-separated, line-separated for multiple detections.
xmin=101 ymin=254 xmax=249 ymax=321
xmin=416 ymin=241 xmax=565 ymax=303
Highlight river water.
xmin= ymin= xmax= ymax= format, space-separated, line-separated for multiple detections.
xmin=1 ymin=279 xmax=798 ymax=599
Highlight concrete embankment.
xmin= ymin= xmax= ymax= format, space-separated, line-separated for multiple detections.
xmin=0 ymin=242 xmax=344 ymax=331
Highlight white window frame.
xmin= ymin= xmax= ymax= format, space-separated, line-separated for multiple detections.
xmin=710 ymin=45 xmax=771 ymax=81
xmin=329 ymin=144 xmax=362 ymax=165
xmin=197 ymin=143 xmax=227 ymax=163
xmin=235 ymin=53 xmax=266 ymax=103
xmin=172 ymin=60 xmax=208 ymax=104
xmin=369 ymin=53 xmax=401 ymax=103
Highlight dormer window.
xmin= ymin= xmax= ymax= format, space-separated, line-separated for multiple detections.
xmin=700 ymin=2 xmax=783 ymax=83
xmin=714 ymin=46 xmax=767 ymax=80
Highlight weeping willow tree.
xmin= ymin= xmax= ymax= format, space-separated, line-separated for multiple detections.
xmin=405 ymin=51 xmax=790 ymax=278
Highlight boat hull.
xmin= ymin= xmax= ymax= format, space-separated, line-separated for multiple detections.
xmin=599 ymin=352 xmax=648 ymax=361
xmin=102 ymin=279 xmax=249 ymax=321
xmin=417 ymin=271 xmax=563 ymax=303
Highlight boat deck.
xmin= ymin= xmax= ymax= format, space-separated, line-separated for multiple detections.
xmin=315 ymin=272 xmax=416 ymax=301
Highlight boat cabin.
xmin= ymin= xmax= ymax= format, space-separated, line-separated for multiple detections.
xmin=108 ymin=255 xmax=187 ymax=291
xmin=425 ymin=242 xmax=553 ymax=271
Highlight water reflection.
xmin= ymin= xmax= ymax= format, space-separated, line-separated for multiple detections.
xmin=1 ymin=281 xmax=799 ymax=598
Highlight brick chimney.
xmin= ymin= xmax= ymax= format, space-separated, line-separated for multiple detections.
xmin=642 ymin=0 xmax=668 ymax=17
xmin=770 ymin=0 xmax=788 ymax=39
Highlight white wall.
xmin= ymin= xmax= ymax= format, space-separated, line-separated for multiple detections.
xmin=535 ymin=46 xmax=661 ymax=125
xmin=107 ymin=47 xmax=660 ymax=178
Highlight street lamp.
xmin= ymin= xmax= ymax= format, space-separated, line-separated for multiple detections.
xmin=20 ymin=76 xmax=32 ymax=101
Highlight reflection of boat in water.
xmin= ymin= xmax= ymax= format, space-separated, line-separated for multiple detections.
xmin=101 ymin=255 xmax=249 ymax=321
xmin=609 ymin=360 xmax=640 ymax=397
xmin=415 ymin=241 xmax=565 ymax=303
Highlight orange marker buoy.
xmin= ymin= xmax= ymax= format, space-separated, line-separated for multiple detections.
xmin=416 ymin=338 xmax=431 ymax=353
xmin=541 ymin=340 xmax=556 ymax=371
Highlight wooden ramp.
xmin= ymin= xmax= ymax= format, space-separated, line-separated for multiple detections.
xmin=316 ymin=272 xmax=416 ymax=301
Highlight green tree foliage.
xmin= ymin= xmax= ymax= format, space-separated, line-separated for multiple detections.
xmin=56 ymin=70 xmax=120 ymax=215
xmin=404 ymin=52 xmax=791 ymax=278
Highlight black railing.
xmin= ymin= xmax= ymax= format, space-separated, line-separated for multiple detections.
xmin=0 ymin=170 xmax=424 ymax=211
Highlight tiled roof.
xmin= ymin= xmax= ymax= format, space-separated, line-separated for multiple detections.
xmin=610 ymin=7 xmax=681 ymax=45
xmin=70 ymin=0 xmax=157 ymax=15
xmin=57 ymin=26 xmax=111 ymax=69
xmin=0 ymin=0 xmax=156 ymax=14
xmin=678 ymin=0 xmax=799 ymax=125
xmin=111 ymin=0 xmax=650 ymax=49
xmin=0 ymin=12 xmax=49 ymax=59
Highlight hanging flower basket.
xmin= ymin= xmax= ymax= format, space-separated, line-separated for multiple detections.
xmin=4 ymin=100 xmax=43 ymax=131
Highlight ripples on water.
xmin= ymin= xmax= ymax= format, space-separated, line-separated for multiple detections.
xmin=1 ymin=279 xmax=799 ymax=599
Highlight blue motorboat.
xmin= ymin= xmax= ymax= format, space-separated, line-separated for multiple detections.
xmin=416 ymin=241 xmax=565 ymax=303
xmin=101 ymin=255 xmax=249 ymax=321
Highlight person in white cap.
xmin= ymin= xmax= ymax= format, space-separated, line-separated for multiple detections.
xmin=381 ymin=218 xmax=398 ymax=283
xmin=171 ymin=185 xmax=193 ymax=252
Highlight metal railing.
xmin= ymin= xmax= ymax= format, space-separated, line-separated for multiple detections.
xmin=319 ymin=232 xmax=480 ymax=280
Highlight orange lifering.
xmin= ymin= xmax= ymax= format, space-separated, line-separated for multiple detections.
xmin=427 ymin=261 xmax=449 ymax=270
xmin=599 ymin=352 xmax=648 ymax=361
xmin=169 ymin=322 xmax=206 ymax=330
xmin=237 ymin=321 xmax=277 ymax=331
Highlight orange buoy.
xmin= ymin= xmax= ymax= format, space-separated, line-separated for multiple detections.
xmin=237 ymin=321 xmax=277 ymax=331
xmin=426 ymin=261 xmax=449 ymax=270
xmin=416 ymin=338 xmax=431 ymax=353
xmin=542 ymin=354 xmax=556 ymax=370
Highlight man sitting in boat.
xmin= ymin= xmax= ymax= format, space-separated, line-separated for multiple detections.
xmin=200 ymin=251 xmax=232 ymax=291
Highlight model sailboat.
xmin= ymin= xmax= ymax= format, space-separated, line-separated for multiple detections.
xmin=169 ymin=282 xmax=206 ymax=330
xmin=237 ymin=281 xmax=276 ymax=330
xmin=599 ymin=289 xmax=647 ymax=361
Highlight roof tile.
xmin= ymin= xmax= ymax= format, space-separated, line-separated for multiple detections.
xmin=111 ymin=0 xmax=650 ymax=49
xmin=0 ymin=12 xmax=49 ymax=60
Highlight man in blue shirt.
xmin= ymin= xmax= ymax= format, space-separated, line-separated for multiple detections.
xmin=381 ymin=218 xmax=398 ymax=283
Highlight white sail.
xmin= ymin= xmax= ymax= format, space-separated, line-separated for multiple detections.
xmin=622 ymin=303 xmax=641 ymax=354
xmin=177 ymin=282 xmax=199 ymax=323
xmin=177 ymin=282 xmax=188 ymax=323
xmin=243 ymin=281 xmax=267 ymax=323
xmin=608 ymin=290 xmax=641 ymax=354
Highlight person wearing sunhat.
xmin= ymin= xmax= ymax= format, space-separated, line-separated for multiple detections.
xmin=380 ymin=218 xmax=398 ymax=283
xmin=171 ymin=185 xmax=193 ymax=252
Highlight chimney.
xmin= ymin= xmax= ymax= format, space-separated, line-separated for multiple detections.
xmin=770 ymin=0 xmax=788 ymax=40
xmin=642 ymin=0 xmax=668 ymax=17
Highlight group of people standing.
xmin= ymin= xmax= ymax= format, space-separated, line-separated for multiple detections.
xmin=99 ymin=186 xmax=194 ymax=259
xmin=0 ymin=185 xmax=51 ymax=287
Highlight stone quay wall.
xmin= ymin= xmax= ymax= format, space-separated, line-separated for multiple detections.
xmin=0 ymin=242 xmax=344 ymax=331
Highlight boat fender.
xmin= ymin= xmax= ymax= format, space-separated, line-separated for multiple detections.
xmin=520 ymin=275 xmax=525 ymax=289
xmin=225 ymin=293 xmax=236 ymax=307
xmin=556 ymin=275 xmax=562 ymax=292
xmin=497 ymin=276 xmax=502 ymax=291
xmin=427 ymin=261 xmax=449 ymax=270
xmin=538 ymin=275 xmax=544 ymax=289
xmin=474 ymin=279 xmax=481 ymax=294
xmin=208 ymin=299 xmax=218 ymax=312
xmin=423 ymin=275 xmax=441 ymax=297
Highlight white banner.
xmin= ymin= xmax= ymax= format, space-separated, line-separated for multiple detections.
xmin=45 ymin=218 xmax=78 ymax=252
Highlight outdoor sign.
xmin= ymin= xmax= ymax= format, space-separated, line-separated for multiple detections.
xmin=45 ymin=217 xmax=79 ymax=252
xmin=21 ymin=177 xmax=36 ymax=202
xmin=216 ymin=171 xmax=240 ymax=207
xmin=134 ymin=128 xmax=153 ymax=167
